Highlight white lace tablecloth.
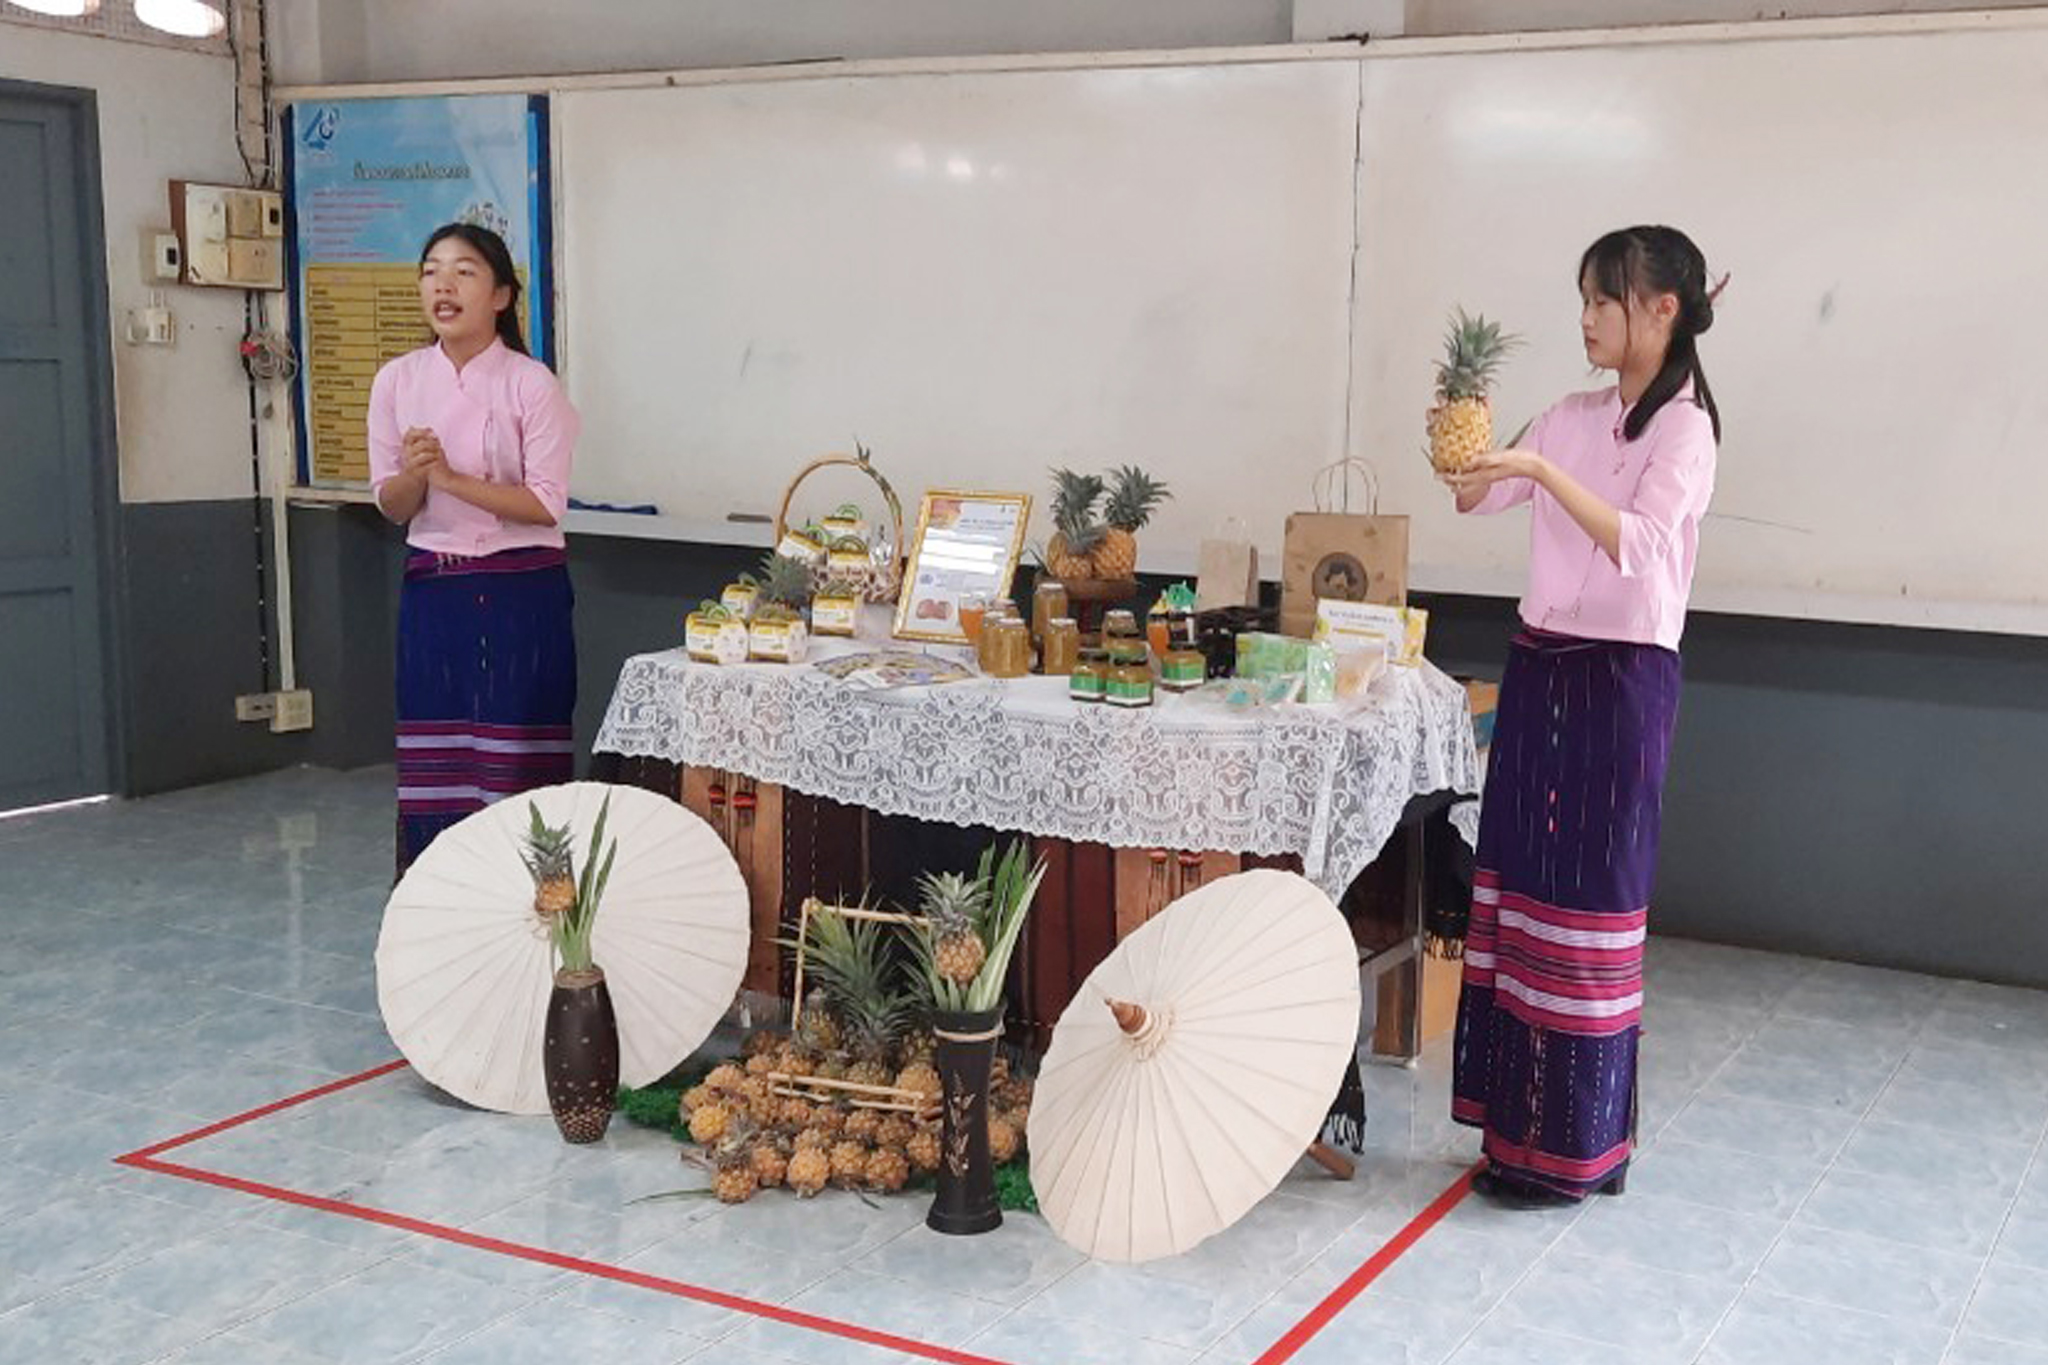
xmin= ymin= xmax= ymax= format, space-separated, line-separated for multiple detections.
xmin=595 ymin=635 xmax=1481 ymax=900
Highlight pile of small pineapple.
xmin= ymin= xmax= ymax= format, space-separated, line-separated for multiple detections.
xmin=676 ymin=874 xmax=1036 ymax=1206
xmin=678 ymin=1037 xmax=1034 ymax=1205
xmin=1045 ymin=465 xmax=1171 ymax=584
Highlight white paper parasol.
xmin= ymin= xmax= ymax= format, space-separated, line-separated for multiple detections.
xmin=1026 ymin=868 xmax=1361 ymax=1263
xmin=376 ymin=781 xmax=750 ymax=1115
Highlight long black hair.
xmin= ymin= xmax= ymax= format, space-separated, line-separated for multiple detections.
xmin=420 ymin=222 xmax=528 ymax=356
xmin=1580 ymin=226 xmax=1720 ymax=443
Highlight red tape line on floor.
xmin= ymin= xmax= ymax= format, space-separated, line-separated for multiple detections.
xmin=116 ymin=1059 xmax=1477 ymax=1365
xmin=1252 ymin=1161 xmax=1483 ymax=1365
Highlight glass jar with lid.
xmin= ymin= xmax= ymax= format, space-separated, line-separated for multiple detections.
xmin=1104 ymin=639 xmax=1154 ymax=708
xmin=1069 ymin=647 xmax=1108 ymax=703
xmin=1040 ymin=617 xmax=1080 ymax=675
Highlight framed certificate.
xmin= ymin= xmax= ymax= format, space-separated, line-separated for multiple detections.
xmin=892 ymin=490 xmax=1032 ymax=644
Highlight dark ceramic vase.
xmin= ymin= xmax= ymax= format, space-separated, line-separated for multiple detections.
xmin=927 ymin=1005 xmax=1003 ymax=1235
xmin=543 ymin=966 xmax=619 ymax=1144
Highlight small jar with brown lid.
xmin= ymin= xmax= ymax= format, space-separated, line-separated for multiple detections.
xmin=1104 ymin=640 xmax=1154 ymax=708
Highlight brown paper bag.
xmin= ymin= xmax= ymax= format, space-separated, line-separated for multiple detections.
xmin=1280 ymin=460 xmax=1408 ymax=638
xmin=1195 ymin=517 xmax=1259 ymax=611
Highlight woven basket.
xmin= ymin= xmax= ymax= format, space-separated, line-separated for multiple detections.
xmin=775 ymin=448 xmax=906 ymax=605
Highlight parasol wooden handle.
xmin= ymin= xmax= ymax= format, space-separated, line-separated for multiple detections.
xmin=1108 ymin=999 xmax=1147 ymax=1034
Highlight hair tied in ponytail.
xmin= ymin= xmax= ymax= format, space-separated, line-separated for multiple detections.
xmin=1707 ymin=272 xmax=1731 ymax=305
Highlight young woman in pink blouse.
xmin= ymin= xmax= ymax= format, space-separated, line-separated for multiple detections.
xmin=368 ymin=224 xmax=580 ymax=873
xmin=1441 ymin=225 xmax=1721 ymax=1207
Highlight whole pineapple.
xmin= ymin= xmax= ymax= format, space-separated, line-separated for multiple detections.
xmin=750 ymin=1142 xmax=789 ymax=1190
xmin=905 ymin=1125 xmax=942 ymax=1173
xmin=1428 ymin=309 xmax=1520 ymax=472
xmin=895 ymin=1062 xmax=942 ymax=1105
xmin=713 ymin=1159 xmax=759 ymax=1204
xmin=876 ymin=1114 xmax=916 ymax=1149
xmin=704 ymin=1063 xmax=746 ymax=1093
xmin=829 ymin=1139 xmax=870 ymax=1187
xmin=801 ymin=908 xmax=910 ymax=1080
xmin=844 ymin=1108 xmax=883 ymax=1143
xmin=1044 ymin=469 xmax=1108 ymax=582
xmin=688 ymin=1101 xmax=732 ymax=1146
xmin=1092 ymin=465 xmax=1169 ymax=581
xmin=793 ymin=1124 xmax=834 ymax=1152
xmin=520 ymin=803 xmax=577 ymax=921
xmin=865 ymin=1145 xmax=911 ymax=1193
xmin=778 ymin=1096 xmax=816 ymax=1130
xmin=787 ymin=1145 xmax=831 ymax=1197
xmin=987 ymin=1115 xmax=1022 ymax=1165
xmin=921 ymin=870 xmax=990 ymax=990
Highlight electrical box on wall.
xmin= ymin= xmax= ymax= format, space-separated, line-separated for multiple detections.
xmin=169 ymin=180 xmax=285 ymax=290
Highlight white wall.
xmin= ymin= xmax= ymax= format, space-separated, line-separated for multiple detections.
xmin=277 ymin=0 xmax=1293 ymax=85
xmin=1 ymin=27 xmax=254 ymax=503
xmin=278 ymin=0 xmax=2048 ymax=85
xmin=1401 ymin=0 xmax=2048 ymax=36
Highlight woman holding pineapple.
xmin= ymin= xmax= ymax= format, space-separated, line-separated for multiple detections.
xmin=1437 ymin=226 xmax=1722 ymax=1207
xmin=369 ymin=224 xmax=580 ymax=874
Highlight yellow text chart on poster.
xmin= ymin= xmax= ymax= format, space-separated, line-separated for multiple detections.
xmin=303 ymin=264 xmax=432 ymax=485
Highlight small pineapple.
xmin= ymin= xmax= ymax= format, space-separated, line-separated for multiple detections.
xmin=796 ymin=994 xmax=843 ymax=1055
xmin=744 ymin=1052 xmax=776 ymax=1077
xmin=865 ymin=1145 xmax=911 ymax=1193
xmin=778 ymin=1096 xmax=817 ymax=1130
xmin=793 ymin=1125 xmax=834 ymax=1152
xmin=995 ymin=1076 xmax=1034 ymax=1114
xmin=679 ymin=1083 xmax=713 ymax=1116
xmin=1044 ymin=468 xmax=1108 ymax=582
xmin=898 ymin=1032 xmax=937 ymax=1068
xmin=829 ymin=1139 xmax=871 ymax=1187
xmin=750 ymin=1142 xmax=789 ymax=1189
xmin=1093 ymin=465 xmax=1169 ymax=581
xmin=810 ymin=1106 xmax=847 ymax=1136
xmin=1428 ymin=308 xmax=1520 ymax=473
xmin=845 ymin=1060 xmax=893 ymax=1090
xmin=787 ymin=1145 xmax=831 ymax=1197
xmin=704 ymin=1063 xmax=746 ymax=1093
xmin=875 ymin=1114 xmax=916 ymax=1149
xmin=688 ymin=1101 xmax=732 ymax=1146
xmin=844 ymin=1108 xmax=883 ymax=1143
xmin=905 ymin=1125 xmax=942 ymax=1173
xmin=741 ymin=1030 xmax=781 ymax=1058
xmin=714 ymin=1161 xmax=759 ymax=1204
xmin=521 ymin=802 xmax=577 ymax=921
xmin=814 ymin=1056 xmax=850 ymax=1083
xmin=895 ymin=1062 xmax=942 ymax=1104
xmin=988 ymin=1115 xmax=1021 ymax=1165
xmin=922 ymin=870 xmax=990 ymax=989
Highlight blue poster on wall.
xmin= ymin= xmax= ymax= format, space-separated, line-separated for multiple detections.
xmin=283 ymin=93 xmax=551 ymax=486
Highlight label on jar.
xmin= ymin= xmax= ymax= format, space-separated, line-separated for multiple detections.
xmin=1161 ymin=651 xmax=1206 ymax=689
xmin=1106 ymin=672 xmax=1153 ymax=707
xmin=1069 ymin=669 xmax=1104 ymax=702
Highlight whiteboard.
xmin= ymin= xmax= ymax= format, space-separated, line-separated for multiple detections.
xmin=1349 ymin=26 xmax=2048 ymax=628
xmin=556 ymin=62 xmax=1360 ymax=559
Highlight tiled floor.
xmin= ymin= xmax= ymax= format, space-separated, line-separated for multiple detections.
xmin=3 ymin=765 xmax=2046 ymax=1364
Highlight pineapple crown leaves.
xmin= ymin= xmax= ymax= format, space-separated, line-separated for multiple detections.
xmin=1047 ymin=467 xmax=1108 ymax=553
xmin=1433 ymin=308 xmax=1522 ymax=402
xmin=549 ymin=792 xmax=618 ymax=974
xmin=780 ymin=900 xmax=914 ymax=1046
xmin=1103 ymin=465 xmax=1170 ymax=532
xmin=756 ymin=551 xmax=815 ymax=607
xmin=520 ymin=801 xmax=575 ymax=885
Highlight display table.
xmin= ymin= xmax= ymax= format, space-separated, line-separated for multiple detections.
xmin=592 ymin=621 xmax=1481 ymax=1055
